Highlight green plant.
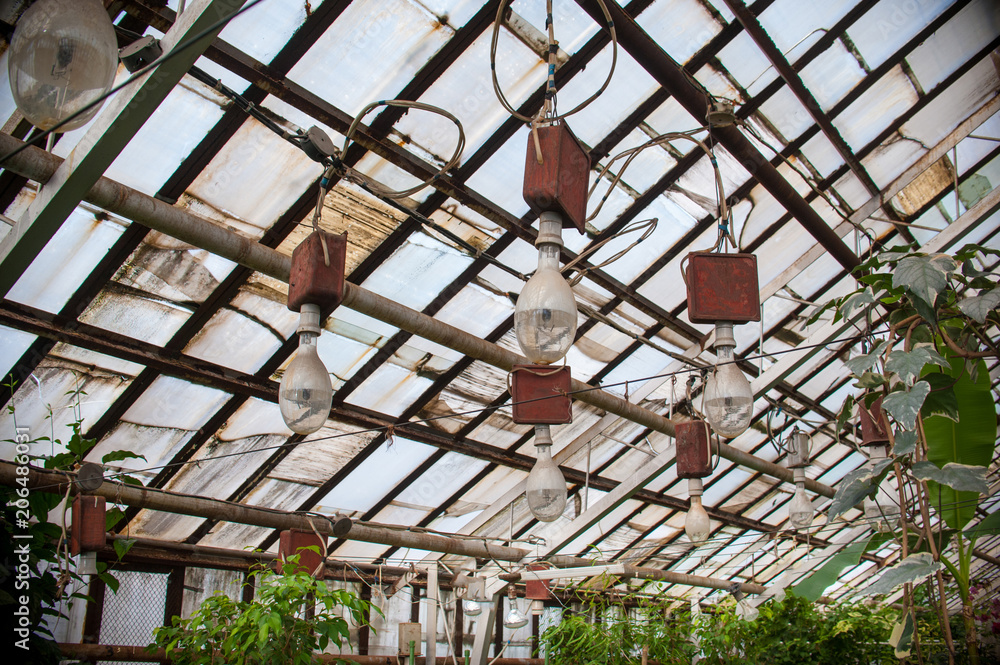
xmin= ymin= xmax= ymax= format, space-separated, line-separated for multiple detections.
xmin=808 ymin=243 xmax=999 ymax=662
xmin=1 ymin=380 xmax=145 ymax=663
xmin=151 ymin=555 xmax=377 ymax=665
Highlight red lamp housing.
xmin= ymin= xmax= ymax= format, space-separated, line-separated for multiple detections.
xmin=510 ymin=364 xmax=572 ymax=425
xmin=685 ymin=252 xmax=761 ymax=324
xmin=70 ymin=495 xmax=106 ymax=556
xmin=526 ymin=563 xmax=552 ymax=602
xmin=676 ymin=420 xmax=713 ymax=479
xmin=522 ymin=123 xmax=590 ymax=234
xmin=287 ymin=230 xmax=347 ymax=318
xmin=858 ymin=395 xmax=890 ymax=446
xmin=278 ymin=529 xmax=327 ymax=576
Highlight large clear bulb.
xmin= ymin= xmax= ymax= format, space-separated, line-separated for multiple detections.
xmin=463 ymin=600 xmax=482 ymax=617
xmin=8 ymin=0 xmax=118 ymax=131
xmin=526 ymin=425 xmax=567 ymax=522
xmin=514 ymin=214 xmax=577 ymax=364
xmin=704 ymin=323 xmax=753 ymax=438
xmin=279 ymin=304 xmax=333 ymax=435
xmin=685 ymin=478 xmax=711 ymax=543
xmin=504 ymin=603 xmax=529 ymax=629
xmin=736 ymin=598 xmax=759 ymax=622
xmin=788 ymin=482 xmax=814 ymax=529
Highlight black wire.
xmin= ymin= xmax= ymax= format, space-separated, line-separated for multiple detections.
xmin=0 ymin=0 xmax=271 ymax=165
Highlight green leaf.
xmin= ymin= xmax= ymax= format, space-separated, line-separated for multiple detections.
xmin=102 ymin=449 xmax=147 ymax=464
xmin=885 ymin=347 xmax=949 ymax=385
xmin=889 ymin=610 xmax=914 ymax=658
xmin=859 ymin=553 xmax=942 ymax=597
xmin=827 ymin=458 xmax=894 ymax=522
xmin=881 ymin=381 xmax=930 ymax=430
xmin=893 ymin=430 xmax=918 ymax=456
xmin=99 ymin=571 xmax=120 ymax=594
xmin=113 ymin=538 xmax=136 ymax=561
xmin=920 ymin=373 xmax=959 ymax=422
xmin=957 ymin=287 xmax=1000 ymax=323
xmin=793 ymin=535 xmax=873 ymax=602
xmin=844 ymin=341 xmax=887 ymax=376
xmin=105 ymin=506 xmax=125 ymax=531
xmin=893 ymin=255 xmax=954 ymax=309
xmin=923 ymin=357 xmax=995 ymax=530
xmin=853 ymin=372 xmax=887 ymax=390
xmin=964 ymin=511 xmax=1000 ymax=543
xmin=911 ymin=461 xmax=988 ymax=494
xmin=841 ymin=289 xmax=876 ymax=319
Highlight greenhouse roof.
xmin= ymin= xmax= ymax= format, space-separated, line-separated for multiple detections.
xmin=0 ymin=0 xmax=998 ymax=621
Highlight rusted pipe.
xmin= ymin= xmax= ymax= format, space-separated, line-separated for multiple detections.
xmin=0 ymin=461 xmax=529 ymax=561
xmin=0 ymin=133 xmax=833 ymax=497
xmin=622 ymin=564 xmax=765 ymax=595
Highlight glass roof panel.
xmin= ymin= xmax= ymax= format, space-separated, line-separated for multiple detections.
xmin=846 ymin=0 xmax=954 ymax=71
xmin=217 ymin=0 xmax=309 ymax=64
xmin=798 ymin=41 xmax=866 ymax=112
xmin=636 ymin=0 xmax=723 ymax=66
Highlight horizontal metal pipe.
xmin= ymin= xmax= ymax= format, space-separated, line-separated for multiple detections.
xmin=0 ymin=462 xmax=528 ymax=561
xmin=623 ymin=564 xmax=766 ymax=595
xmin=0 ymin=133 xmax=833 ymax=497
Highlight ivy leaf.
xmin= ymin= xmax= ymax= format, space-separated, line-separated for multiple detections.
xmin=893 ymin=255 xmax=956 ymax=309
xmin=920 ymin=373 xmax=959 ymax=422
xmin=113 ymin=537 xmax=136 ymax=561
xmin=105 ymin=506 xmax=125 ymax=530
xmin=827 ymin=458 xmax=894 ymax=521
xmin=885 ymin=347 xmax=949 ymax=385
xmin=844 ymin=341 xmax=887 ymax=376
xmin=859 ymin=553 xmax=942 ymax=597
xmin=853 ymin=372 xmax=887 ymax=390
xmin=957 ymin=287 xmax=1000 ymax=324
xmin=841 ymin=289 xmax=876 ymax=320
xmin=911 ymin=461 xmax=988 ymax=495
xmin=881 ymin=381 xmax=930 ymax=431
xmin=893 ymin=430 xmax=918 ymax=456
xmin=102 ymin=450 xmax=147 ymax=464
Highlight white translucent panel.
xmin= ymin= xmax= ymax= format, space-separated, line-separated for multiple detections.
xmin=98 ymin=78 xmax=227 ymax=197
xmin=838 ymin=65 xmax=920 ymax=151
xmin=261 ymin=94 xmax=346 ymax=148
xmin=430 ymin=284 xmax=513 ymax=355
xmin=125 ymin=376 xmax=229 ymax=429
xmin=48 ymin=342 xmax=143 ymax=379
xmin=215 ymin=397 xmax=290 ymax=440
xmin=330 ymin=306 xmax=400 ymax=348
xmin=758 ymin=0 xmax=852 ymax=58
xmin=311 ymin=329 xmax=379 ymax=391
xmin=901 ymin=60 xmax=1000 ymax=151
xmin=90 ymin=423 xmax=195 ymax=484
xmin=586 ymin=172 xmax=635 ymax=232
xmin=418 ymin=0 xmax=484 ymax=28
xmin=635 ymin=226 xmax=715 ymax=314
xmin=860 ymin=136 xmax=925 ymax=190
xmin=513 ymin=0 xmax=601 ymax=54
xmin=317 ymin=437 xmax=436 ymax=514
xmin=78 ymin=290 xmax=188 ymax=346
xmin=193 ymin=55 xmax=251 ymax=96
xmin=0 ymin=327 xmax=37 ymax=382
xmin=116 ymin=240 xmax=230 ymax=306
xmin=395 ymin=452 xmax=489 ymax=508
xmin=556 ymin=47 xmax=658 ymax=149
xmin=217 ymin=0 xmax=307 ymax=64
xmin=287 ymin=0 xmax=451 ymax=117
xmin=832 ymin=171 xmax=874 ymax=209
xmin=184 ymin=294 xmax=291 ymax=373
xmin=907 ymin=1 xmax=1000 ymax=91
xmin=394 ymin=30 xmax=543 ymax=161
xmin=637 ymin=0 xmax=722 ymax=65
xmin=0 ymin=364 xmax=126 ymax=459
xmin=351 ymin=152 xmax=432 ymax=203
xmin=345 ymin=361 xmax=435 ymax=417
xmin=757 ymin=85 xmax=815 ymax=142
xmin=799 ymin=131 xmax=845 ymax=179
xmin=464 ymin=125 xmax=533 ymax=218
xmin=717 ymin=31 xmax=778 ymax=98
xmin=198 ymin=478 xmax=315 ymax=548
xmin=7 ymin=208 xmax=125 ymax=313
xmin=187 ymin=122 xmax=322 ymax=232
xmin=847 ymin=0 xmax=953 ymax=70
xmin=644 ymin=98 xmax=704 ymax=147
xmin=360 ymin=232 xmax=473 ymax=311
xmin=574 ymin=321 xmax=633 ymax=368
xmin=798 ymin=42 xmax=866 ymax=111
xmin=162 ymin=433 xmax=288 ymax=499
xmin=694 ymin=63 xmax=743 ymax=103
xmin=585 ymin=195 xmax=697 ymax=284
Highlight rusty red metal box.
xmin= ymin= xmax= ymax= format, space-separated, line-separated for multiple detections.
xmin=526 ymin=563 xmax=552 ymax=601
xmin=287 ymin=230 xmax=347 ymax=317
xmin=70 ymin=495 xmax=106 ymax=556
xmin=676 ymin=420 xmax=713 ymax=479
xmin=522 ymin=124 xmax=590 ymax=233
xmin=685 ymin=252 xmax=761 ymax=324
xmin=511 ymin=364 xmax=573 ymax=425
xmin=279 ymin=529 xmax=327 ymax=576
xmin=858 ymin=395 xmax=889 ymax=446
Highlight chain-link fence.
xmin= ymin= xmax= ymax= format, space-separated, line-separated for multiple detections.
xmin=97 ymin=569 xmax=169 ymax=665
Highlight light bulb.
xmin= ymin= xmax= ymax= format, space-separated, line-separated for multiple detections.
xmin=279 ymin=304 xmax=333 ymax=434
xmin=788 ymin=482 xmax=814 ymax=529
xmin=463 ymin=600 xmax=482 ymax=617
xmin=8 ymin=0 xmax=118 ymax=131
xmin=703 ymin=322 xmax=753 ymax=438
xmin=504 ymin=604 xmax=529 ymax=629
xmin=736 ymin=598 xmax=759 ymax=622
xmin=514 ymin=214 xmax=577 ymax=364
xmin=526 ymin=425 xmax=567 ymax=522
xmin=685 ymin=478 xmax=711 ymax=543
